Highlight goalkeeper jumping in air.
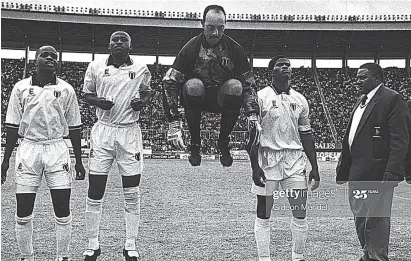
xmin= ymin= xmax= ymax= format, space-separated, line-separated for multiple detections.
xmin=162 ymin=4 xmax=259 ymax=167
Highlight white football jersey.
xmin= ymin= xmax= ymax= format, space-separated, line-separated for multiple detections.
xmin=5 ymin=75 xmax=82 ymax=142
xmin=83 ymin=56 xmax=152 ymax=125
xmin=257 ymin=86 xmax=311 ymax=151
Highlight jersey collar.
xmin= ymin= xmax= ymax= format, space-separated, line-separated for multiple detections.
xmin=30 ymin=72 xmax=57 ymax=87
xmin=270 ymin=83 xmax=290 ymax=95
xmin=201 ymin=33 xmax=224 ymax=48
xmin=106 ymin=55 xmax=133 ymax=68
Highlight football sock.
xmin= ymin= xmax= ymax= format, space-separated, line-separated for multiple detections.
xmin=55 ymin=214 xmax=72 ymax=258
xmin=15 ymin=214 xmax=34 ymax=259
xmin=255 ymin=217 xmax=271 ymax=259
xmin=220 ymin=95 xmax=242 ymax=140
xmin=290 ymin=217 xmax=308 ymax=261
xmin=124 ymin=186 xmax=140 ymax=250
xmin=184 ymin=95 xmax=203 ymax=146
xmin=85 ymin=197 xmax=103 ymax=250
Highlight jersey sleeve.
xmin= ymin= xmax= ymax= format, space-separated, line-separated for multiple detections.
xmin=170 ymin=37 xmax=197 ymax=79
xmin=5 ymin=84 xmax=23 ymax=129
xmin=298 ymin=96 xmax=312 ymax=134
xmin=65 ymin=86 xmax=82 ymax=131
xmin=163 ymin=43 xmax=194 ymax=85
xmin=232 ymin=43 xmax=256 ymax=94
xmin=139 ymin=67 xmax=152 ymax=92
xmin=83 ymin=62 xmax=96 ymax=94
xmin=162 ymin=37 xmax=197 ymax=122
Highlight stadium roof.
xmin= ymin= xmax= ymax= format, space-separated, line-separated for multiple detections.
xmin=2 ymin=9 xmax=411 ymax=59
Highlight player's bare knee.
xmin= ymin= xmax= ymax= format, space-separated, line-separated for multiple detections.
xmin=292 ymin=209 xmax=307 ymax=219
xmin=183 ymin=78 xmax=205 ymax=96
xmin=122 ymin=175 xmax=141 ymax=188
xmin=53 ymin=205 xmax=71 ymax=218
xmin=123 ymin=186 xmax=140 ymax=215
xmin=50 ymin=188 xmax=71 ymax=218
xmin=88 ymin=175 xmax=108 ymax=200
xmin=16 ymin=193 xmax=36 ymax=218
xmin=256 ymin=195 xmax=273 ymax=219
xmin=288 ymin=189 xmax=307 ymax=219
xmin=15 ymin=214 xmax=33 ymax=225
xmin=222 ymin=79 xmax=242 ymax=96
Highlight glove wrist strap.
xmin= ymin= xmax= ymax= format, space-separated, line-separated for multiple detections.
xmin=169 ymin=120 xmax=182 ymax=129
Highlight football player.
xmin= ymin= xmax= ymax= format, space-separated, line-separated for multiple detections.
xmin=1 ymin=45 xmax=85 ymax=261
xmin=82 ymin=30 xmax=153 ymax=261
xmin=162 ymin=5 xmax=259 ymax=167
xmin=249 ymin=55 xmax=320 ymax=261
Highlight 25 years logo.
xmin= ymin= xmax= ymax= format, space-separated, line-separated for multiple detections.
xmin=353 ymin=190 xmax=368 ymax=199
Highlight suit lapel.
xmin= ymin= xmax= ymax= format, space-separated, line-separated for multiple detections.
xmin=342 ymin=96 xmax=362 ymax=145
xmin=348 ymin=98 xmax=363 ymax=126
xmin=353 ymin=86 xmax=384 ymax=142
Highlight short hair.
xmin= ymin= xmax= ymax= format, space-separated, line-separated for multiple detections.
xmin=35 ymin=46 xmax=57 ymax=60
xmin=110 ymin=30 xmax=131 ymax=43
xmin=202 ymin=5 xmax=226 ymax=23
xmin=268 ymin=55 xmax=289 ymax=70
xmin=359 ymin=63 xmax=384 ymax=82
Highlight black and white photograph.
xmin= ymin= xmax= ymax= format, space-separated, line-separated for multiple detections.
xmin=1 ymin=0 xmax=411 ymax=260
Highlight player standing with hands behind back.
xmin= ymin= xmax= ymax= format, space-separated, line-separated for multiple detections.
xmin=248 ymin=55 xmax=320 ymax=261
xmin=1 ymin=46 xmax=85 ymax=261
xmin=82 ymin=31 xmax=152 ymax=261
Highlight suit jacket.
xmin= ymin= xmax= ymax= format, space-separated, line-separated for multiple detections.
xmin=336 ymin=85 xmax=410 ymax=182
xmin=405 ymin=100 xmax=411 ymax=179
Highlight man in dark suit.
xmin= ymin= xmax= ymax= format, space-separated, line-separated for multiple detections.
xmin=336 ymin=63 xmax=410 ymax=261
xmin=406 ymin=100 xmax=411 ymax=184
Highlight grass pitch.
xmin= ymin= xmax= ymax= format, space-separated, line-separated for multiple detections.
xmin=2 ymin=159 xmax=410 ymax=261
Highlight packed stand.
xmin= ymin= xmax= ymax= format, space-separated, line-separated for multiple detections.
xmin=2 ymin=59 xmax=410 ymax=153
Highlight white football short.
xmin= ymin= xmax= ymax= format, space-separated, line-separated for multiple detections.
xmin=251 ymin=171 xmax=308 ymax=196
xmin=252 ymin=148 xmax=308 ymax=196
xmin=88 ymin=121 xmax=143 ymax=176
xmin=15 ymin=138 xmax=72 ymax=189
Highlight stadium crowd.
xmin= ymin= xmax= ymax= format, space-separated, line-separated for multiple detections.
xmin=2 ymin=59 xmax=410 ymax=153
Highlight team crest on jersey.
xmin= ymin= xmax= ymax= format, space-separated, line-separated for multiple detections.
xmin=62 ymin=163 xmax=69 ymax=172
xmin=290 ymin=103 xmax=297 ymax=111
xmin=17 ymin=163 xmax=23 ymax=171
xmin=129 ymin=71 xmax=136 ymax=79
xmin=135 ymin=152 xmax=140 ymax=161
xmin=29 ymin=88 xmax=35 ymax=96
xmin=54 ymin=90 xmax=61 ymax=98
xmin=221 ymin=57 xmax=234 ymax=70
xmin=89 ymin=149 xmax=95 ymax=158
xmin=104 ymin=68 xmax=110 ymax=76
xmin=272 ymin=100 xmax=278 ymax=108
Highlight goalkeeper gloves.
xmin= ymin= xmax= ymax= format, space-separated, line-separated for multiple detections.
xmin=167 ymin=121 xmax=186 ymax=151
